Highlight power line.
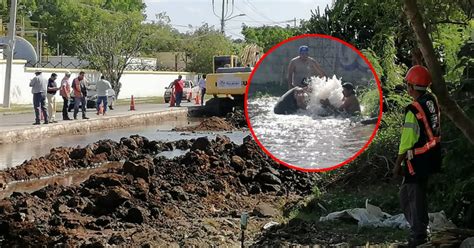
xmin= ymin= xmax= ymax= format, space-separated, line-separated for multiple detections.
xmin=242 ymin=0 xmax=276 ymax=23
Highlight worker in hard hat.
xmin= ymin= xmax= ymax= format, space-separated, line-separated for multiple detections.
xmin=287 ymin=45 xmax=327 ymax=90
xmin=392 ymin=65 xmax=441 ymax=247
xmin=319 ymin=82 xmax=361 ymax=116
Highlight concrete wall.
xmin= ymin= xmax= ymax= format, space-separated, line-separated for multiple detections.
xmin=0 ymin=60 xmax=196 ymax=105
xmin=252 ymin=37 xmax=375 ymax=87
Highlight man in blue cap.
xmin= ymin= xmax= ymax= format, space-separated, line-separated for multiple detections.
xmin=287 ymin=45 xmax=326 ymax=90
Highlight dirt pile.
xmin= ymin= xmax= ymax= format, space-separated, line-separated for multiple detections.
xmin=175 ymin=109 xmax=248 ymax=131
xmin=0 ymin=135 xmax=318 ymax=246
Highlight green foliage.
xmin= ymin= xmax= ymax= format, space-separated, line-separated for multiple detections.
xmin=241 ymin=25 xmax=298 ymax=52
xmin=183 ymin=24 xmax=234 ymax=73
xmin=358 ymin=88 xmax=379 ymax=117
xmin=432 ymin=21 xmax=473 ymax=84
xmin=76 ymin=10 xmax=144 ymax=97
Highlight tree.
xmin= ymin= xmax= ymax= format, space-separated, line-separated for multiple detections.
xmin=241 ymin=25 xmax=298 ymax=52
xmin=183 ymin=24 xmax=234 ymax=73
xmin=403 ymin=0 xmax=474 ymax=144
xmin=77 ymin=11 xmax=144 ymax=97
xmin=25 ymin=0 xmax=145 ymax=55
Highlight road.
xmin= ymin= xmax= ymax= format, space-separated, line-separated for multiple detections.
xmin=0 ymin=101 xmax=200 ymax=132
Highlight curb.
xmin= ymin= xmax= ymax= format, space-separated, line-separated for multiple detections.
xmin=0 ymin=108 xmax=189 ymax=144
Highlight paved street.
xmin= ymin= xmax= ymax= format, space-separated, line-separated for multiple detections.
xmin=0 ymin=101 xmax=200 ymax=132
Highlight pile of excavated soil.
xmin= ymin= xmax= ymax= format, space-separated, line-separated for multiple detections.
xmin=0 ymin=135 xmax=319 ymax=247
xmin=175 ymin=109 xmax=248 ymax=132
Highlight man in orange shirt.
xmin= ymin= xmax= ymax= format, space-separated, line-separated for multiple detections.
xmin=71 ymin=71 xmax=89 ymax=120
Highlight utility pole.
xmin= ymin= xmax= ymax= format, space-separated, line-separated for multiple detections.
xmin=220 ymin=0 xmax=225 ymax=34
xmin=3 ymin=0 xmax=18 ymax=108
xmin=212 ymin=0 xmax=244 ymax=34
xmin=294 ymin=18 xmax=296 ymax=27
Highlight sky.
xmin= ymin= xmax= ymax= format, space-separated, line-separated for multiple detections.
xmin=143 ymin=0 xmax=333 ymax=39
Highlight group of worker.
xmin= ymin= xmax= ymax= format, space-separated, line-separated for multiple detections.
xmin=170 ymin=74 xmax=207 ymax=107
xmin=29 ymin=71 xmax=114 ymax=125
xmin=273 ymin=45 xmax=361 ymax=115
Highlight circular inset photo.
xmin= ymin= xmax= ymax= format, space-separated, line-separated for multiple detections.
xmin=245 ymin=34 xmax=382 ymax=172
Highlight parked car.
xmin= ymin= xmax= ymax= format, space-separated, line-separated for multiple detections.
xmin=67 ymin=93 xmax=97 ymax=112
xmin=164 ymin=80 xmax=199 ymax=103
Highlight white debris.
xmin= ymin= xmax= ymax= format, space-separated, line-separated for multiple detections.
xmin=319 ymin=200 xmax=456 ymax=230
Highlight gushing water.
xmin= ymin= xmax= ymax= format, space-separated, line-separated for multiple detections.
xmin=248 ymin=76 xmax=374 ymax=169
xmin=306 ymin=75 xmax=344 ymax=116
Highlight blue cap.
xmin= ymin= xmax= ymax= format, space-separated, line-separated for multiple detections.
xmin=299 ymin=45 xmax=309 ymax=53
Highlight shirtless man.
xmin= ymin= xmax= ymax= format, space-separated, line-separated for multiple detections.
xmin=320 ymin=82 xmax=361 ymax=116
xmin=274 ymin=81 xmax=310 ymax=115
xmin=287 ymin=45 xmax=326 ymax=89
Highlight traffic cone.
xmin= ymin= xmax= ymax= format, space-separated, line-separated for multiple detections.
xmin=99 ymin=102 xmax=104 ymax=115
xmin=195 ymin=92 xmax=200 ymax=105
xmin=130 ymin=95 xmax=135 ymax=111
xmin=169 ymin=89 xmax=175 ymax=107
xmin=39 ymin=107 xmax=44 ymax=120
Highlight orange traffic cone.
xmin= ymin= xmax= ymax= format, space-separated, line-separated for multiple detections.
xmin=130 ymin=95 xmax=135 ymax=111
xmin=169 ymin=89 xmax=175 ymax=107
xmin=39 ymin=107 xmax=44 ymax=120
xmin=99 ymin=102 xmax=104 ymax=115
xmin=195 ymin=92 xmax=200 ymax=105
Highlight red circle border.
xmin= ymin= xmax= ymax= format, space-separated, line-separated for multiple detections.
xmin=244 ymin=34 xmax=384 ymax=173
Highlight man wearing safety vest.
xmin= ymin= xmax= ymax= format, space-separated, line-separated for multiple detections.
xmin=393 ymin=65 xmax=442 ymax=247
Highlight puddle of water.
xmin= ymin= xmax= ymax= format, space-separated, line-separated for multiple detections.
xmin=248 ymin=96 xmax=375 ymax=169
xmin=0 ymin=116 xmax=249 ymax=169
xmin=0 ymin=162 xmax=121 ymax=199
xmin=157 ymin=149 xmax=190 ymax=159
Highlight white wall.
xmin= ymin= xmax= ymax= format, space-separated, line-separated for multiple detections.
xmin=0 ymin=60 xmax=196 ymax=105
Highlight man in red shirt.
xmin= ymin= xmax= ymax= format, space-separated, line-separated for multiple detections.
xmin=173 ymin=75 xmax=184 ymax=107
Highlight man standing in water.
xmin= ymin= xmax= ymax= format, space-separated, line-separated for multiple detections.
xmin=320 ymin=82 xmax=361 ymax=116
xmin=393 ymin=65 xmax=441 ymax=247
xmin=287 ymin=45 xmax=326 ymax=89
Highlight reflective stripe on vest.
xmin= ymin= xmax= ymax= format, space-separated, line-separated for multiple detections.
xmin=410 ymin=101 xmax=440 ymax=155
xmin=407 ymin=160 xmax=415 ymax=176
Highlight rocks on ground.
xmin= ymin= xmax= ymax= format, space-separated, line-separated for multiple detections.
xmin=0 ymin=134 xmax=317 ymax=247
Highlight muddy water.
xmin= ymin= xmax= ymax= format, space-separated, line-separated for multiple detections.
xmin=0 ymin=162 xmax=122 ymax=199
xmin=0 ymin=118 xmax=249 ymax=169
xmin=248 ymin=97 xmax=376 ymax=169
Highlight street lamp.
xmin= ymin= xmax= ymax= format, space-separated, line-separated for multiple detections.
xmin=221 ymin=13 xmax=245 ymax=34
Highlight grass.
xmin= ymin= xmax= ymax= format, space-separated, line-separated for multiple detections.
xmin=276 ymin=183 xmax=406 ymax=246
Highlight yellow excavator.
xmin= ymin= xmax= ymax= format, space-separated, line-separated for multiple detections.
xmin=204 ymin=44 xmax=260 ymax=115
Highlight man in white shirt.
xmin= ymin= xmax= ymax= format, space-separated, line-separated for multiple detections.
xmin=29 ymin=71 xmax=49 ymax=125
xmin=198 ymin=74 xmax=206 ymax=106
xmin=96 ymin=76 xmax=112 ymax=115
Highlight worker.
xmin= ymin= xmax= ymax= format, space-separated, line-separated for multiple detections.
xmin=198 ymin=74 xmax=206 ymax=106
xmin=59 ymin=71 xmax=72 ymax=121
xmin=71 ymin=71 xmax=89 ymax=120
xmin=287 ymin=45 xmax=326 ymax=89
xmin=274 ymin=81 xmax=310 ymax=115
xmin=320 ymin=82 xmax=361 ymax=116
xmin=29 ymin=71 xmax=49 ymax=125
xmin=392 ymin=65 xmax=441 ymax=247
xmin=96 ymin=76 xmax=112 ymax=115
xmin=172 ymin=75 xmax=184 ymax=107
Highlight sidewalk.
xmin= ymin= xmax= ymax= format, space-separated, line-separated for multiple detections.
xmin=0 ymin=102 xmax=197 ymax=132
xmin=0 ymin=102 xmax=200 ymax=144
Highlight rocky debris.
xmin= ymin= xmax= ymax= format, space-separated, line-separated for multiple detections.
xmin=0 ymin=135 xmax=318 ymax=246
xmin=225 ymin=109 xmax=247 ymax=128
xmin=175 ymin=116 xmax=235 ymax=131
xmin=253 ymin=203 xmax=278 ymax=218
xmin=174 ymin=109 xmax=248 ymax=132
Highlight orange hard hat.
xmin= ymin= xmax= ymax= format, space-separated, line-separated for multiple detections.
xmin=405 ymin=65 xmax=431 ymax=87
